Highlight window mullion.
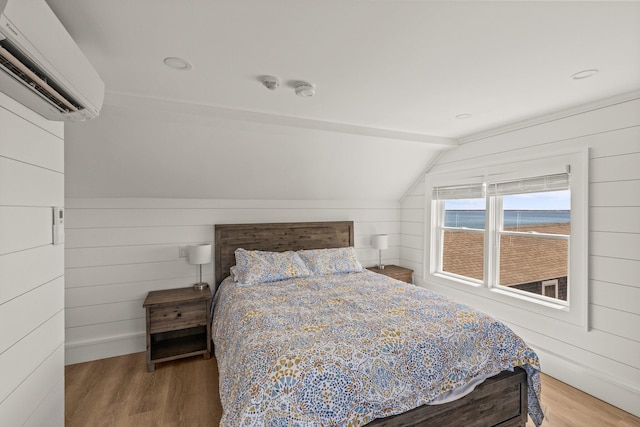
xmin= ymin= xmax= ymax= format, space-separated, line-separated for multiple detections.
xmin=434 ymin=200 xmax=444 ymax=275
xmin=487 ymin=195 xmax=502 ymax=289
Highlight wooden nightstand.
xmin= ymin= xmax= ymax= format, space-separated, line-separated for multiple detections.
xmin=143 ymin=287 xmax=212 ymax=372
xmin=367 ymin=265 xmax=414 ymax=283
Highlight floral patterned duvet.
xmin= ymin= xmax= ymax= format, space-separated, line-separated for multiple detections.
xmin=212 ymin=270 xmax=543 ymax=426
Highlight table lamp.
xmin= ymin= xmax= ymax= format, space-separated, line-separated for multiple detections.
xmin=371 ymin=234 xmax=388 ymax=270
xmin=188 ymin=244 xmax=211 ymax=290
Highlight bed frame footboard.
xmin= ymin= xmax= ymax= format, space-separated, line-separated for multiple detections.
xmin=367 ymin=367 xmax=528 ymax=427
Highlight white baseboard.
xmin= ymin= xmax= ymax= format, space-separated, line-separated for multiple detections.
xmin=534 ymin=346 xmax=640 ymax=418
xmin=65 ymin=333 xmax=145 ymax=365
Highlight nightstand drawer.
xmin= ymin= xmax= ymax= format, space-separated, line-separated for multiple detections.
xmin=149 ymin=301 xmax=207 ymax=333
xmin=367 ymin=265 xmax=414 ymax=284
xmin=385 ymin=271 xmax=413 ymax=282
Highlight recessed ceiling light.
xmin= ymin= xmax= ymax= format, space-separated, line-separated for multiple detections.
xmin=456 ymin=113 xmax=472 ymax=120
xmin=163 ymin=57 xmax=193 ymax=71
xmin=570 ymin=69 xmax=599 ymax=80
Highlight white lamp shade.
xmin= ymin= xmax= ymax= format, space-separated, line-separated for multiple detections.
xmin=371 ymin=234 xmax=388 ymax=250
xmin=188 ymin=244 xmax=211 ymax=265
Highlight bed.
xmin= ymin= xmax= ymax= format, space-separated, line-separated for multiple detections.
xmin=212 ymin=221 xmax=543 ymax=427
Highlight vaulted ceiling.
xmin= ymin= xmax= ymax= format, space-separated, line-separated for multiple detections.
xmin=46 ymin=0 xmax=640 ymax=200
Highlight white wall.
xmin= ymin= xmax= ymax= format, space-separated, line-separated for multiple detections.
xmin=400 ymin=96 xmax=640 ymax=417
xmin=0 ymin=93 xmax=65 ymax=426
xmin=64 ymin=198 xmax=401 ymax=364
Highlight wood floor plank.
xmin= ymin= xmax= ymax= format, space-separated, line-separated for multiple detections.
xmin=526 ymin=375 xmax=640 ymax=427
xmin=66 ymin=351 xmax=639 ymax=427
xmin=65 ymin=352 xmax=221 ymax=427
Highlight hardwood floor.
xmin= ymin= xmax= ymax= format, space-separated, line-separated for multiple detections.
xmin=66 ymin=352 xmax=640 ymax=427
xmin=65 ymin=352 xmax=221 ymax=427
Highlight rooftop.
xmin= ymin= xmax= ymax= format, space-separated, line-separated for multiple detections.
xmin=443 ymin=223 xmax=569 ymax=286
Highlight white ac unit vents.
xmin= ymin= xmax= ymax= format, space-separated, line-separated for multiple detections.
xmin=0 ymin=0 xmax=104 ymax=121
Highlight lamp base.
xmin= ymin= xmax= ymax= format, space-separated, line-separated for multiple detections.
xmin=193 ymin=282 xmax=209 ymax=291
xmin=377 ymin=264 xmax=385 ymax=270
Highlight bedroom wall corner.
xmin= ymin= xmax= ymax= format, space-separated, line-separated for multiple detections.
xmin=0 ymin=92 xmax=65 ymax=426
xmin=63 ymin=198 xmax=402 ymax=364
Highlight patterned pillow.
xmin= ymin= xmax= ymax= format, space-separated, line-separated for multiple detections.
xmin=233 ymin=249 xmax=312 ymax=284
xmin=297 ymin=247 xmax=363 ymax=275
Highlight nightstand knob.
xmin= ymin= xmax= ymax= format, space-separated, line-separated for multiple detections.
xmin=176 ymin=312 xmax=182 ymax=318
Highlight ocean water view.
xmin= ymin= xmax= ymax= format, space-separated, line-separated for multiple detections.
xmin=445 ymin=210 xmax=570 ymax=229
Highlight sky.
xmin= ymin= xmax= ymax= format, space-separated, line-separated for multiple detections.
xmin=445 ymin=190 xmax=571 ymax=210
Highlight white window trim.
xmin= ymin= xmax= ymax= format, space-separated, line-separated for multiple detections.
xmin=424 ymin=148 xmax=589 ymax=330
xmin=542 ymin=279 xmax=560 ymax=299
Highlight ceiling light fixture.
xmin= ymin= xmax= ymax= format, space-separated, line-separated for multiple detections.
xmin=260 ymin=76 xmax=280 ymax=90
xmin=456 ymin=113 xmax=472 ymax=120
xmin=295 ymin=82 xmax=315 ymax=97
xmin=570 ymin=69 xmax=599 ymax=80
xmin=163 ymin=57 xmax=193 ymax=71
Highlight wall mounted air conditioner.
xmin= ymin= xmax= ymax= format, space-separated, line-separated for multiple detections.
xmin=0 ymin=0 xmax=104 ymax=121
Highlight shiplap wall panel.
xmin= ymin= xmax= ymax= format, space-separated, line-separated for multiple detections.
xmin=0 ymin=345 xmax=64 ymax=427
xmin=591 ymin=207 xmax=640 ymax=233
xmin=0 ymin=277 xmax=64 ymax=354
xmin=65 ymin=225 xmax=213 ymax=248
xmin=0 ymin=103 xmax=64 ymax=172
xmin=590 ymin=152 xmax=640 ymax=182
xmin=0 ymin=207 xmax=53 ymax=254
xmin=65 ymin=277 xmax=200 ymax=307
xmin=65 ymin=206 xmax=400 ymax=228
xmin=401 ymin=234 xmax=423 ymax=251
xmin=591 ymin=281 xmax=640 ymax=315
xmin=590 ymin=256 xmax=640 ymax=287
xmin=589 ymin=125 xmax=640 ymax=156
xmin=400 ymin=218 xmax=424 ymax=237
xmin=591 ymin=181 xmax=640 ymax=207
xmin=0 ymin=157 xmax=64 ymax=206
xmin=23 ymin=376 xmax=64 ymax=427
xmin=353 ymin=221 xmax=400 ymax=236
xmin=400 ymin=207 xmax=423 ymax=222
xmin=66 ymin=244 xmax=186 ymax=268
xmin=0 ymin=92 xmax=64 ymax=427
xmin=64 ymin=199 xmax=401 ymax=363
xmin=66 ymin=300 xmax=144 ymax=328
xmin=401 ymin=96 xmax=640 ymax=417
xmin=590 ymin=305 xmax=640 ymax=342
xmin=0 ymin=245 xmax=63 ymax=304
xmin=66 ymin=260 xmax=211 ymax=288
xmin=590 ymin=232 xmax=640 ymax=260
xmin=0 ymin=311 xmax=64 ymax=403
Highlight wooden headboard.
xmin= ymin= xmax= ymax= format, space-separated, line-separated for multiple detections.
xmin=214 ymin=221 xmax=355 ymax=285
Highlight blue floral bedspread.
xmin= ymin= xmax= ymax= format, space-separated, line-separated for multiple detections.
xmin=212 ymin=271 xmax=544 ymax=426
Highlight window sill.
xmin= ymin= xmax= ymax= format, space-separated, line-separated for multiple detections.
xmin=433 ymin=272 xmax=483 ymax=288
xmin=431 ymin=272 xmax=568 ymax=311
xmin=489 ymin=287 xmax=569 ymax=311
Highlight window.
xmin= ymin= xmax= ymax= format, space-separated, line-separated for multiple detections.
xmin=491 ymin=174 xmax=570 ymax=304
xmin=432 ymin=183 xmax=485 ymax=283
xmin=425 ymin=150 xmax=588 ymax=328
